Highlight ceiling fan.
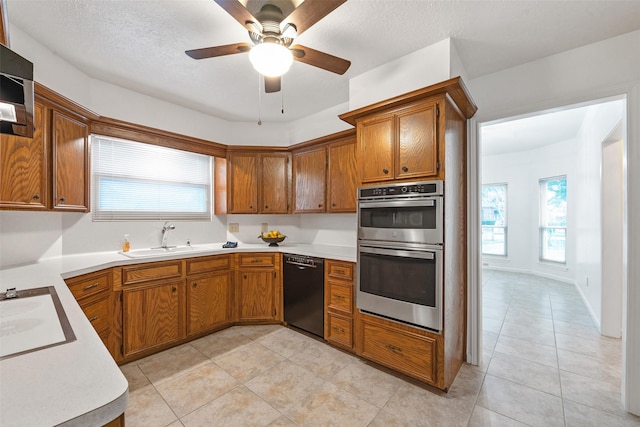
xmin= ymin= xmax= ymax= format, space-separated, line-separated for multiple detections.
xmin=185 ymin=0 xmax=351 ymax=93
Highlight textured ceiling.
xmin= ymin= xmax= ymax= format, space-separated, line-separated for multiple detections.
xmin=6 ymin=0 xmax=640 ymax=124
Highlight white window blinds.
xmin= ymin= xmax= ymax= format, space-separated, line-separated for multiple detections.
xmin=91 ymin=135 xmax=212 ymax=221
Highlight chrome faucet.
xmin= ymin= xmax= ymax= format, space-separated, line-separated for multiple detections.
xmin=161 ymin=221 xmax=176 ymax=248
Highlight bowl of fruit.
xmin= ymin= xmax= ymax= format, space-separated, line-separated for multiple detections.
xmin=258 ymin=230 xmax=286 ymax=246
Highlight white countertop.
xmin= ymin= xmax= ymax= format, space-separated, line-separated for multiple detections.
xmin=0 ymin=242 xmax=355 ymax=426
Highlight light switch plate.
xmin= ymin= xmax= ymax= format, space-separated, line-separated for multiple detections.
xmin=229 ymin=223 xmax=239 ymax=233
xmin=261 ymin=223 xmax=268 ymax=233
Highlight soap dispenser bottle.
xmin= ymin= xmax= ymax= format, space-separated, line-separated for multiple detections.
xmin=121 ymin=234 xmax=131 ymax=253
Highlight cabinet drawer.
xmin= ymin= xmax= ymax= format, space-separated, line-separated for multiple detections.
xmin=186 ymin=255 xmax=231 ymax=275
xmin=326 ymin=260 xmax=353 ymax=281
xmin=327 ymin=313 xmax=353 ymax=348
xmin=122 ymin=261 xmax=183 ymax=285
xmin=80 ymin=295 xmax=110 ymax=335
xmin=327 ymin=281 xmax=353 ymax=314
xmin=238 ymin=253 xmax=276 ymax=268
xmin=361 ymin=319 xmax=437 ymax=384
xmin=66 ymin=271 xmax=110 ymax=300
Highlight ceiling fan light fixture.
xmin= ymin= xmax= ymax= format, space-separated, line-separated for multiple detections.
xmin=249 ymin=42 xmax=293 ymax=77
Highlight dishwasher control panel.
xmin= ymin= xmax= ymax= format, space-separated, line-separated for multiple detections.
xmin=284 ymin=254 xmax=323 ymax=268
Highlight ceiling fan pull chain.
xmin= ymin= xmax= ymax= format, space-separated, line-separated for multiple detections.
xmin=257 ymin=72 xmax=262 ymax=125
xmin=281 ymin=76 xmax=285 ymax=115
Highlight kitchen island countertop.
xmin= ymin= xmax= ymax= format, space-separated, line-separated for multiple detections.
xmin=0 ymin=242 xmax=355 ymax=426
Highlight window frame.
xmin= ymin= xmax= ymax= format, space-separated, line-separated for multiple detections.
xmin=91 ymin=135 xmax=213 ymax=221
xmin=539 ymin=175 xmax=567 ymax=264
xmin=481 ymin=182 xmax=508 ymax=257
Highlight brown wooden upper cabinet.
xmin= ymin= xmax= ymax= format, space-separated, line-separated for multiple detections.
xmin=52 ymin=110 xmax=89 ymax=211
xmin=340 ymin=77 xmax=478 ymax=186
xmin=357 ymin=99 xmax=438 ymax=183
xmin=291 ymin=129 xmax=357 ymax=214
xmin=227 ymin=151 xmax=290 ymax=214
xmin=0 ymin=84 xmax=95 ymax=211
xmin=0 ymin=102 xmax=48 ymax=209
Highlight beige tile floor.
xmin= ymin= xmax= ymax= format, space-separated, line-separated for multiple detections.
xmin=120 ymin=270 xmax=640 ymax=426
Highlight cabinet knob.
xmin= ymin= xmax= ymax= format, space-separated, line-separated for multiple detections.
xmin=192 ymin=282 xmax=198 ymax=288
xmin=243 ymin=275 xmax=247 ymax=279
xmin=32 ymin=194 xmax=41 ymax=200
xmin=172 ymin=286 xmax=177 ymax=292
xmin=402 ymin=166 xmax=409 ymax=172
xmin=318 ymin=204 xmax=323 ymax=208
xmin=332 ymin=203 xmax=336 ymax=207
xmin=382 ymin=168 xmax=389 ymax=174
xmin=59 ymin=196 xmax=66 ymax=203
xmin=265 ymin=205 xmax=269 ymax=209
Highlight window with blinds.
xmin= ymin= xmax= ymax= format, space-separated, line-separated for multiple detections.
xmin=91 ymin=135 xmax=212 ymax=221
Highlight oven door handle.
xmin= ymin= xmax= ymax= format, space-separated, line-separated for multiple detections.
xmin=358 ymin=199 xmax=437 ymax=209
xmin=359 ymin=245 xmax=437 ymax=260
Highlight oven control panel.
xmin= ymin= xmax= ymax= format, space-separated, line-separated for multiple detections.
xmin=358 ymin=180 xmax=443 ymax=199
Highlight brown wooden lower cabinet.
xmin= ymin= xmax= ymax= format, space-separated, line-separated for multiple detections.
xmin=187 ymin=270 xmax=232 ymax=336
xmin=324 ymin=259 xmax=356 ymax=351
xmin=356 ymin=313 xmax=439 ymax=386
xmin=64 ymin=269 xmax=114 ymax=353
xmin=122 ymin=279 xmax=185 ymax=358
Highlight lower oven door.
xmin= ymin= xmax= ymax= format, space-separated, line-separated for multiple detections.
xmin=357 ymin=241 xmax=443 ymax=331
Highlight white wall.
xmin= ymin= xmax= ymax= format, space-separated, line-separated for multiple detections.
xmin=574 ymin=100 xmax=626 ymax=328
xmin=468 ymin=29 xmax=640 ymax=414
xmin=482 ymin=138 xmax=578 ymax=282
xmin=349 ymin=38 xmax=457 ymax=111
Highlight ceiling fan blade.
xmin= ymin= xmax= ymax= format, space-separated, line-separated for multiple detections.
xmin=291 ymin=44 xmax=351 ymax=75
xmin=185 ymin=42 xmax=251 ymax=59
xmin=280 ymin=0 xmax=346 ymax=37
xmin=213 ymin=0 xmax=262 ymax=33
xmin=265 ymin=76 xmax=281 ymax=93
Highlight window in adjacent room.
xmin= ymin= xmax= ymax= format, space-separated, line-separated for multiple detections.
xmin=481 ymin=183 xmax=507 ymax=256
xmin=91 ymin=135 xmax=212 ymax=221
xmin=539 ymin=175 xmax=567 ymax=263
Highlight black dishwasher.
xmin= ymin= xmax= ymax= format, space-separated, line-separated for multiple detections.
xmin=283 ymin=254 xmax=324 ymax=338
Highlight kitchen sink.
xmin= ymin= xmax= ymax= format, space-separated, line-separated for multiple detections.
xmin=120 ymin=244 xmax=215 ymax=258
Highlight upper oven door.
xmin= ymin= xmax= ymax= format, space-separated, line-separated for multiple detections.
xmin=358 ymin=197 xmax=443 ymax=244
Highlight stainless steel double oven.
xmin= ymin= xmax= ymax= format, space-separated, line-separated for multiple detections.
xmin=357 ymin=180 xmax=444 ymax=331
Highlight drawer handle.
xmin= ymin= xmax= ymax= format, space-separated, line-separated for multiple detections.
xmin=385 ymin=344 xmax=403 ymax=354
xmin=83 ymin=283 xmax=99 ymax=291
xmin=334 ymin=295 xmax=346 ymax=301
xmin=332 ymin=326 xmax=345 ymax=333
xmin=88 ymin=316 xmax=98 ymax=323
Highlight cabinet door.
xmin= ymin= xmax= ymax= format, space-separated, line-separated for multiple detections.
xmin=327 ymin=138 xmax=357 ymax=212
xmin=261 ymin=153 xmax=289 ymax=213
xmin=187 ymin=271 xmax=231 ymax=336
xmin=292 ymin=148 xmax=326 ymax=213
xmin=0 ymin=102 xmax=48 ymax=209
xmin=52 ymin=111 xmax=89 ymax=211
xmin=237 ymin=270 xmax=276 ymax=321
xmin=123 ymin=280 xmax=185 ymax=357
xmin=357 ymin=115 xmax=394 ymax=183
xmin=396 ymin=101 xmax=438 ymax=179
xmin=228 ymin=153 xmax=258 ymax=213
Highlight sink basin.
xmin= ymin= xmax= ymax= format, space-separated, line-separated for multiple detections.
xmin=120 ymin=245 xmax=214 ymax=258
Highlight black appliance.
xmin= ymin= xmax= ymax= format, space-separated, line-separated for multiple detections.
xmin=283 ymin=254 xmax=324 ymax=337
xmin=0 ymin=44 xmax=34 ymax=138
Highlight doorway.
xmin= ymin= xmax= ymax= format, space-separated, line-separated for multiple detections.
xmin=472 ymin=96 xmax=629 ymax=415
